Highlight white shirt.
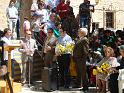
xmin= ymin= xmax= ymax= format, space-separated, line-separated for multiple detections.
xmin=53 ymin=0 xmax=60 ymax=8
xmin=31 ymin=3 xmax=38 ymax=16
xmin=108 ymin=57 xmax=120 ymax=67
xmin=44 ymin=20 xmax=55 ymax=33
xmin=1 ymin=36 xmax=14 ymax=60
xmin=58 ymin=34 xmax=73 ymax=46
xmin=6 ymin=6 xmax=18 ymax=19
xmin=57 ymin=34 xmax=73 ymax=54
xmin=32 ymin=19 xmax=41 ymax=32
xmin=45 ymin=0 xmax=60 ymax=8
xmin=36 ymin=9 xmax=49 ymax=23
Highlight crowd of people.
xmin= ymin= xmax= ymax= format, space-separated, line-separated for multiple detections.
xmin=0 ymin=0 xmax=124 ymax=93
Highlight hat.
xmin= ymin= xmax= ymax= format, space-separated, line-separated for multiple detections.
xmin=118 ymin=45 xmax=124 ymax=51
xmin=79 ymin=28 xmax=88 ymax=36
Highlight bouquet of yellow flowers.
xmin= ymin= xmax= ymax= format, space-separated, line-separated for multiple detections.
xmin=55 ymin=44 xmax=66 ymax=55
xmin=55 ymin=43 xmax=74 ymax=56
xmin=65 ymin=42 xmax=74 ymax=54
xmin=97 ymin=62 xmax=111 ymax=74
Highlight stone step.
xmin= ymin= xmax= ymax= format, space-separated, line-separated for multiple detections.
xmin=0 ymin=80 xmax=22 ymax=93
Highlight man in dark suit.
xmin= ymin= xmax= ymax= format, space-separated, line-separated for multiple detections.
xmin=73 ymin=28 xmax=89 ymax=92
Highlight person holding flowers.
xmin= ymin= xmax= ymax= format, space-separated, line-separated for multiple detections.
xmin=96 ymin=46 xmax=120 ymax=93
xmin=44 ymin=28 xmax=57 ymax=67
xmin=55 ymin=27 xmax=73 ymax=88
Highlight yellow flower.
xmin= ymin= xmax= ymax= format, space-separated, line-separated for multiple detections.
xmin=55 ymin=44 xmax=66 ymax=54
xmin=98 ymin=62 xmax=110 ymax=74
xmin=55 ymin=43 xmax=74 ymax=55
xmin=65 ymin=43 xmax=74 ymax=54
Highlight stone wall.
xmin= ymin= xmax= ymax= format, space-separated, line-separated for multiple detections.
xmin=1 ymin=0 xmax=124 ymax=31
xmin=71 ymin=0 xmax=124 ymax=30
xmin=92 ymin=0 xmax=124 ymax=30
xmin=20 ymin=0 xmax=32 ymax=37
xmin=0 ymin=0 xmax=10 ymax=31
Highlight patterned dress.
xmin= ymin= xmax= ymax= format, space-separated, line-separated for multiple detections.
xmin=97 ymin=57 xmax=120 ymax=81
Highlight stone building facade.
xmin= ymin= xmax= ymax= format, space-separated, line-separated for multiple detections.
xmin=71 ymin=0 xmax=124 ymax=30
xmin=92 ymin=0 xmax=124 ymax=30
xmin=0 ymin=0 xmax=10 ymax=31
xmin=0 ymin=0 xmax=124 ymax=32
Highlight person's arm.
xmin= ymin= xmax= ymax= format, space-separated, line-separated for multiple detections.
xmin=91 ymin=5 xmax=94 ymax=12
xmin=30 ymin=3 xmax=37 ymax=12
xmin=31 ymin=22 xmax=37 ymax=31
xmin=110 ymin=57 xmax=120 ymax=67
xmin=79 ymin=4 xmax=83 ymax=15
xmin=18 ymin=41 xmax=26 ymax=53
xmin=56 ymin=4 xmax=60 ymax=14
xmin=96 ymin=58 xmax=105 ymax=67
xmin=6 ymin=8 xmax=9 ymax=20
xmin=34 ymin=40 xmax=38 ymax=50
xmin=79 ymin=4 xmax=88 ymax=14
xmin=116 ymin=64 xmax=124 ymax=70
xmin=14 ymin=6 xmax=18 ymax=16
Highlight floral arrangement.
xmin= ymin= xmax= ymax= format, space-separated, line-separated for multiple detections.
xmin=55 ymin=43 xmax=74 ymax=55
xmin=97 ymin=62 xmax=111 ymax=74
xmin=65 ymin=43 xmax=74 ymax=54
xmin=55 ymin=44 xmax=66 ymax=54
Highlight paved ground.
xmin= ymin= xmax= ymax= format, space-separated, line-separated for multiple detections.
xmin=19 ymin=86 xmax=110 ymax=93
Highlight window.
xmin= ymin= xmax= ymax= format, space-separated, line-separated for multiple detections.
xmin=92 ymin=22 xmax=99 ymax=30
xmin=106 ymin=12 xmax=114 ymax=28
xmin=92 ymin=22 xmax=99 ymax=32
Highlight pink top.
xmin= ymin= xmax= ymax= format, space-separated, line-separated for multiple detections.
xmin=23 ymin=20 xmax=30 ymax=32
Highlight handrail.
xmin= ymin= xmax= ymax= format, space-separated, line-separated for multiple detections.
xmin=32 ymin=33 xmax=46 ymax=59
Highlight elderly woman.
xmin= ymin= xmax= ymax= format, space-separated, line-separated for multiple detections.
xmin=96 ymin=46 xmax=120 ymax=93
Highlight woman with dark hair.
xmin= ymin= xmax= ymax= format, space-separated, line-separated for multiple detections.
xmin=1 ymin=28 xmax=15 ymax=78
xmin=100 ymin=30 xmax=116 ymax=48
xmin=44 ymin=28 xmax=57 ymax=67
xmin=2 ymin=28 xmax=11 ymax=37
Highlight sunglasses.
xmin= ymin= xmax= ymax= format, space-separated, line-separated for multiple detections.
xmin=48 ymin=32 xmax=53 ymax=33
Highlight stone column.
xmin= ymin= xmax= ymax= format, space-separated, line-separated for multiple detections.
xmin=20 ymin=0 xmax=32 ymax=38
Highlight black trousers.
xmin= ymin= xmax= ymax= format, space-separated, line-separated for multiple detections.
xmin=108 ymin=73 xmax=119 ymax=93
xmin=57 ymin=54 xmax=71 ymax=87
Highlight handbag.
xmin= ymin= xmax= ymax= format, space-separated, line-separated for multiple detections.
xmin=69 ymin=58 xmax=77 ymax=77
